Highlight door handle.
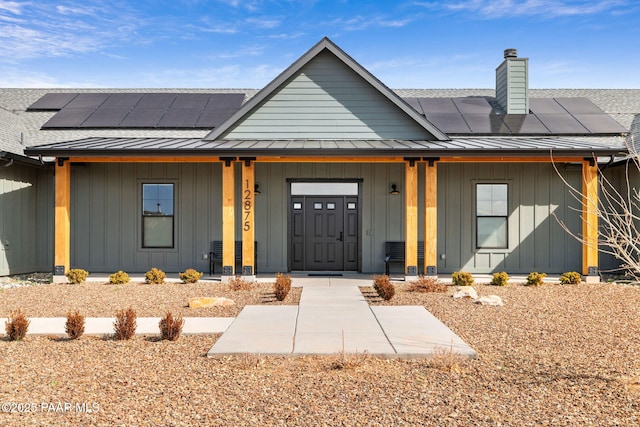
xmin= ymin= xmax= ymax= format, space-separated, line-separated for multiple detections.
xmin=337 ymin=232 xmax=343 ymax=242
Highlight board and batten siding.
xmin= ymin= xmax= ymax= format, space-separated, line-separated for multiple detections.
xmin=71 ymin=162 xmax=222 ymax=273
xmin=0 ymin=164 xmax=53 ymax=275
xmin=225 ymin=51 xmax=432 ymax=140
xmin=437 ymin=162 xmax=582 ymax=274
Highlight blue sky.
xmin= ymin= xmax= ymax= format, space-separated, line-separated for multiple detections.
xmin=0 ymin=0 xmax=638 ymax=89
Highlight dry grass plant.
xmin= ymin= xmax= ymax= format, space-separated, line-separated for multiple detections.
xmin=179 ymin=269 xmax=203 ymax=284
xmin=228 ymin=275 xmax=253 ymax=291
xmin=427 ymin=342 xmax=467 ymax=373
xmin=65 ymin=310 xmax=85 ymax=339
xmin=407 ymin=276 xmax=447 ymax=293
xmin=236 ymin=352 xmax=264 ymax=370
xmin=330 ymin=330 xmax=370 ymax=370
xmin=109 ymin=270 xmax=130 ymax=285
xmin=113 ymin=307 xmax=137 ymax=340
xmin=159 ymin=312 xmax=184 ymax=341
xmin=5 ymin=308 xmax=30 ymax=341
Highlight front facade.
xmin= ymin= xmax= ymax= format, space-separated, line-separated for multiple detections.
xmin=2 ymin=38 xmax=639 ymax=279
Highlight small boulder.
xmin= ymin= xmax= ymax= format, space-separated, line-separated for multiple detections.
xmin=452 ymin=286 xmax=478 ymax=299
xmin=474 ymin=295 xmax=504 ymax=306
xmin=188 ymin=297 xmax=236 ymax=308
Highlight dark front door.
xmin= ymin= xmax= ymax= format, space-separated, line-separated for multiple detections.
xmin=290 ymin=196 xmax=358 ymax=271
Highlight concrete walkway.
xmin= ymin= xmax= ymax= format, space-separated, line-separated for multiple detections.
xmin=207 ymin=276 xmax=476 ymax=359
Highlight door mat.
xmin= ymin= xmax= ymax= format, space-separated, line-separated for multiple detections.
xmin=307 ymin=273 xmax=343 ymax=277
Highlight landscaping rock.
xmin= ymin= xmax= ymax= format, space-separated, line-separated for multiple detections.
xmin=474 ymin=295 xmax=504 ymax=306
xmin=452 ymin=286 xmax=478 ymax=299
xmin=188 ymin=297 xmax=235 ymax=308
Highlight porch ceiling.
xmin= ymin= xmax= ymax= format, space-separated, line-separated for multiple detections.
xmin=24 ymin=136 xmax=627 ymax=158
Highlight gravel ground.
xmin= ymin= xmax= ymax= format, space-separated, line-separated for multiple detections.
xmin=1 ymin=278 xmax=640 ymax=426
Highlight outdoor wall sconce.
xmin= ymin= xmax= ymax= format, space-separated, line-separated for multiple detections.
xmin=254 ymin=184 xmax=261 ymax=195
xmin=390 ymin=184 xmax=399 ymax=195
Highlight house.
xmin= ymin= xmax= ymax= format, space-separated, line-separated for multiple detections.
xmin=1 ymin=37 xmax=639 ymax=281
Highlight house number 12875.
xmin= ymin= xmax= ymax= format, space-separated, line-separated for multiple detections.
xmin=243 ymin=179 xmax=252 ymax=231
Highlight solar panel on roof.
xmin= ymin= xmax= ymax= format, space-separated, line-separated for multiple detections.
xmin=81 ymin=108 xmax=130 ymax=127
xmin=27 ymin=93 xmax=77 ymax=110
xmin=461 ymin=114 xmax=510 ymax=134
xmin=534 ymin=114 xmax=590 ymax=134
xmin=100 ymin=93 xmax=143 ymax=109
xmin=452 ymin=97 xmax=493 ymax=114
xmin=573 ymin=114 xmax=627 ymax=134
xmin=554 ymin=98 xmax=604 ymax=114
xmin=401 ymin=97 xmax=423 ymax=114
xmin=171 ymin=94 xmax=211 ymax=109
xmin=418 ymin=98 xmax=459 ymax=114
xmin=196 ymin=107 xmax=238 ymax=128
xmin=157 ymin=108 xmax=201 ymax=127
xmin=209 ymin=93 xmax=244 ymax=107
xmin=425 ymin=113 xmax=471 ymax=133
xmin=136 ymin=93 xmax=177 ymax=109
xmin=64 ymin=93 xmax=110 ymax=109
xmin=529 ymin=98 xmax=565 ymax=114
xmin=501 ymin=114 xmax=550 ymax=134
xmin=41 ymin=108 xmax=95 ymax=128
xmin=119 ymin=108 xmax=166 ymax=127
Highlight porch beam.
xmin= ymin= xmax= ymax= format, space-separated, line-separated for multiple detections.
xmin=67 ymin=155 xmax=586 ymax=164
xmin=221 ymin=160 xmax=236 ymax=276
xmin=437 ymin=156 xmax=583 ymax=163
xmin=241 ymin=161 xmax=255 ymax=277
xmin=405 ymin=161 xmax=418 ymax=277
xmin=54 ymin=158 xmax=71 ymax=280
xmin=424 ymin=161 xmax=437 ymax=275
xmin=582 ymin=160 xmax=599 ymax=279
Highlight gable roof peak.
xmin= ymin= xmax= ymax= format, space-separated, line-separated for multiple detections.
xmin=203 ymin=37 xmax=449 ymax=141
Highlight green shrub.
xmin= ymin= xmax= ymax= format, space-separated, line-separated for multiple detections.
xmin=274 ymin=273 xmax=292 ymax=301
xmin=5 ymin=308 xmax=30 ymax=341
xmin=113 ymin=307 xmax=137 ymax=340
xmin=452 ymin=271 xmax=474 ymax=287
xmin=65 ymin=311 xmax=85 ymax=340
xmin=229 ymin=275 xmax=253 ymax=291
xmin=526 ymin=272 xmax=547 ymax=286
xmin=372 ymin=275 xmax=395 ymax=300
xmin=109 ymin=270 xmax=130 ymax=285
xmin=559 ymin=271 xmax=582 ymax=285
xmin=66 ymin=268 xmax=89 ymax=284
xmin=159 ymin=312 xmax=184 ymax=341
xmin=145 ymin=268 xmax=166 ymax=284
xmin=490 ymin=272 xmax=510 ymax=287
xmin=407 ymin=276 xmax=447 ymax=293
xmin=179 ymin=268 xmax=203 ymax=284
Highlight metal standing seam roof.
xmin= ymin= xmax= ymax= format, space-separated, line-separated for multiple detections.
xmin=23 ymin=136 xmax=627 ymax=158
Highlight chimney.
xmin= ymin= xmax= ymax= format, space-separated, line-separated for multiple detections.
xmin=495 ymin=48 xmax=529 ymax=114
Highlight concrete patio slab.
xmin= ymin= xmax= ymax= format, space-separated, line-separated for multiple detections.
xmin=293 ymin=305 xmax=394 ymax=355
xmin=371 ymin=306 xmax=477 ymax=358
xmin=207 ymin=306 xmax=298 ymax=356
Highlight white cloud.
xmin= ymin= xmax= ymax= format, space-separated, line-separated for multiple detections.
xmin=0 ymin=0 xmax=22 ymax=15
xmin=414 ymin=0 xmax=629 ymax=18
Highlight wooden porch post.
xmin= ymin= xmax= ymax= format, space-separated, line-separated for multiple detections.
xmin=221 ymin=158 xmax=236 ymax=276
xmin=582 ymin=159 xmax=599 ymax=280
xmin=241 ymin=159 xmax=255 ymax=277
xmin=54 ymin=158 xmax=70 ymax=281
xmin=405 ymin=159 xmax=418 ymax=277
xmin=424 ymin=160 xmax=438 ymax=275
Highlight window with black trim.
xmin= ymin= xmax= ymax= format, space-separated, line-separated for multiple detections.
xmin=142 ymin=183 xmax=174 ymax=248
xmin=476 ymin=183 xmax=508 ymax=249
